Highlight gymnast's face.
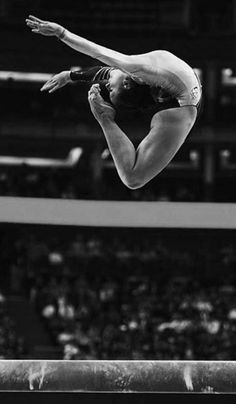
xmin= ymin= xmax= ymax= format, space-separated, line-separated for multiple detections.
xmin=105 ymin=69 xmax=131 ymax=105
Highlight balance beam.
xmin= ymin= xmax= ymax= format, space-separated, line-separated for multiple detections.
xmin=0 ymin=360 xmax=235 ymax=393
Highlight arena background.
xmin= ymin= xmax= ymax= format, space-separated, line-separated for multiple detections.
xmin=1 ymin=0 xmax=236 ymax=370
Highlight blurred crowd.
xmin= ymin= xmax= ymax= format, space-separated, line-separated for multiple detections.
xmin=34 ymin=272 xmax=236 ymax=360
xmin=1 ymin=226 xmax=236 ymax=359
xmin=0 ymin=292 xmax=27 ymax=359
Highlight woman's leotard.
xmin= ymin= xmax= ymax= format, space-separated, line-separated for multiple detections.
xmin=129 ymin=50 xmax=202 ymax=109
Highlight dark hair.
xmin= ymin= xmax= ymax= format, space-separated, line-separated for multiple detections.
xmin=96 ymin=76 xmax=180 ymax=117
xmin=91 ymin=77 xmax=154 ymax=110
xmin=96 ymin=80 xmax=111 ymax=104
xmin=111 ymin=78 xmax=155 ymax=111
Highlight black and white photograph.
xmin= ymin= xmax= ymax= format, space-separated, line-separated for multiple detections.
xmin=0 ymin=1 xmax=236 ymax=403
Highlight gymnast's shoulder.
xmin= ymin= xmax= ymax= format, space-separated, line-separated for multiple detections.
xmin=124 ymin=50 xmax=173 ymax=84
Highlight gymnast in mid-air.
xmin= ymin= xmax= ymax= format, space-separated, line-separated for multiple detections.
xmin=26 ymin=15 xmax=202 ymax=189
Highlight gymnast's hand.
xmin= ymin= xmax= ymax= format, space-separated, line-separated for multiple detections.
xmin=40 ymin=71 xmax=72 ymax=93
xmin=88 ymin=84 xmax=116 ymax=122
xmin=25 ymin=15 xmax=65 ymax=38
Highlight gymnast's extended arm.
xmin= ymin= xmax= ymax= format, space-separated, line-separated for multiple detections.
xmin=40 ymin=66 xmax=105 ymax=93
xmin=88 ymin=84 xmax=197 ymax=189
xmin=25 ymin=15 xmax=152 ymax=78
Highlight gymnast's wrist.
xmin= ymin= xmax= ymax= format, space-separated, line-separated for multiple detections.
xmin=56 ymin=26 xmax=67 ymax=40
xmin=65 ymin=71 xmax=73 ymax=83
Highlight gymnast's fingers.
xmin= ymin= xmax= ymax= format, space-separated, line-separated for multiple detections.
xmin=26 ymin=23 xmax=40 ymax=31
xmin=32 ymin=29 xmax=43 ymax=34
xmin=49 ymin=84 xmax=60 ymax=93
xmin=28 ymin=15 xmax=45 ymax=23
xmin=88 ymin=92 xmax=96 ymax=102
xmin=89 ymin=94 xmax=107 ymax=109
xmin=89 ymin=86 xmax=101 ymax=100
xmin=88 ymin=88 xmax=97 ymax=98
xmin=92 ymin=90 xmax=106 ymax=104
xmin=26 ymin=20 xmax=37 ymax=27
xmin=40 ymin=80 xmax=56 ymax=91
xmin=90 ymin=83 xmax=100 ymax=92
